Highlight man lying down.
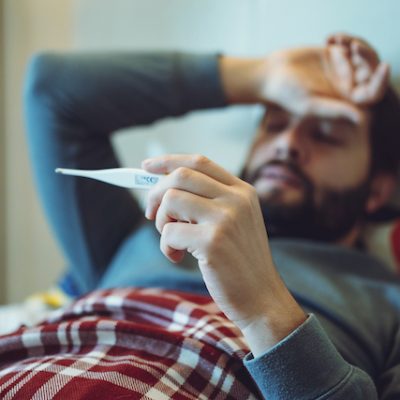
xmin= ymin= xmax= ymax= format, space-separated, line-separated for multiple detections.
xmin=1 ymin=33 xmax=400 ymax=399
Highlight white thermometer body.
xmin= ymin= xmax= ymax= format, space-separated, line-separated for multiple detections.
xmin=55 ymin=168 xmax=163 ymax=189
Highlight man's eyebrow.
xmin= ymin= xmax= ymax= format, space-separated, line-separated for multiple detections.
xmin=318 ymin=115 xmax=358 ymax=128
xmin=271 ymin=97 xmax=363 ymax=126
xmin=303 ymin=97 xmax=362 ymax=125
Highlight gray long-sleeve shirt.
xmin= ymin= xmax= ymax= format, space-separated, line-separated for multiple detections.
xmin=25 ymin=51 xmax=400 ymax=399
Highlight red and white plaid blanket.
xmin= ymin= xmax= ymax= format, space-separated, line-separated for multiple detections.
xmin=0 ymin=288 xmax=261 ymax=399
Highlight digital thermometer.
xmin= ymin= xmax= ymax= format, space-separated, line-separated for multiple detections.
xmin=55 ymin=168 xmax=163 ymax=189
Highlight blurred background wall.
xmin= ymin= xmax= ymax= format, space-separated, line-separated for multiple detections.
xmin=2 ymin=0 xmax=72 ymax=303
xmin=0 ymin=0 xmax=5 ymax=303
xmin=2 ymin=0 xmax=400 ymax=302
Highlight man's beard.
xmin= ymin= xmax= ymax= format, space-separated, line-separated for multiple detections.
xmin=240 ymin=161 xmax=371 ymax=243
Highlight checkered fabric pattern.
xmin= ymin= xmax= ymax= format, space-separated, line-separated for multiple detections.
xmin=0 ymin=288 xmax=261 ymax=399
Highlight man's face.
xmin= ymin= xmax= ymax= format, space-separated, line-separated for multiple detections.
xmin=241 ymin=103 xmax=372 ymax=242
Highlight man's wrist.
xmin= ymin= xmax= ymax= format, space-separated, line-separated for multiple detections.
xmin=218 ymin=56 xmax=268 ymax=104
xmin=240 ymin=299 xmax=307 ymax=358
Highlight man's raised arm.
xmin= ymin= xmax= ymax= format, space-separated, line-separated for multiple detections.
xmin=23 ymin=51 xmax=231 ymax=293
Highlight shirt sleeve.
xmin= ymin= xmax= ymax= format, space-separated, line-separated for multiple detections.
xmin=25 ymin=51 xmax=227 ymax=134
xmin=243 ymin=314 xmax=378 ymax=400
xmin=375 ymin=325 xmax=400 ymax=399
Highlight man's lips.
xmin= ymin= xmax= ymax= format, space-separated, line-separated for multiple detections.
xmin=256 ymin=165 xmax=305 ymax=188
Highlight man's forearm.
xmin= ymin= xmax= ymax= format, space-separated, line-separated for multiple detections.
xmin=218 ymin=56 xmax=268 ymax=104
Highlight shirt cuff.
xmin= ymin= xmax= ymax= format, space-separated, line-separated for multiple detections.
xmin=243 ymin=314 xmax=352 ymax=400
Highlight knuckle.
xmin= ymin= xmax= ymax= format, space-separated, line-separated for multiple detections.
xmin=233 ymin=182 xmax=257 ymax=207
xmin=214 ymin=208 xmax=237 ymax=237
xmin=234 ymin=195 xmax=248 ymax=210
xmin=164 ymin=188 xmax=179 ymax=203
xmin=192 ymin=154 xmax=209 ymax=169
xmin=244 ymin=183 xmax=258 ymax=204
xmin=173 ymin=166 xmax=191 ymax=182
xmin=218 ymin=207 xmax=235 ymax=223
xmin=161 ymin=221 xmax=173 ymax=236
xmin=204 ymin=225 xmax=227 ymax=259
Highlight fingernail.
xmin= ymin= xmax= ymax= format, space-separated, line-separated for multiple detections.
xmin=145 ymin=207 xmax=153 ymax=220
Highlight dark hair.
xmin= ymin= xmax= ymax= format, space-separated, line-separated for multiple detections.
xmin=369 ymin=86 xmax=400 ymax=176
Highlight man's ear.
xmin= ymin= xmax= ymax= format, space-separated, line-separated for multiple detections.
xmin=365 ymin=172 xmax=397 ymax=214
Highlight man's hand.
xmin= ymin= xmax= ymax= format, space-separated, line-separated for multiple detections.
xmin=143 ymin=154 xmax=306 ymax=357
xmin=326 ymin=33 xmax=390 ymax=105
xmin=220 ymin=33 xmax=389 ymax=114
xmin=221 ymin=48 xmax=363 ymax=123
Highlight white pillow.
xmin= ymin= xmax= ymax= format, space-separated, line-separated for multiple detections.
xmin=363 ymin=219 xmax=400 ymax=274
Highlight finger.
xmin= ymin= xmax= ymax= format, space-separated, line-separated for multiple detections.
xmin=160 ymin=222 xmax=205 ymax=263
xmin=142 ymin=154 xmax=237 ymax=186
xmin=154 ymin=188 xmax=217 ymax=234
xmin=327 ymin=34 xmax=382 ymax=97
xmin=351 ymin=51 xmax=369 ymax=69
xmin=351 ymin=62 xmax=390 ymax=104
xmin=327 ymin=33 xmax=375 ymax=56
xmin=355 ymin=67 xmax=371 ymax=84
xmin=351 ymin=40 xmax=379 ymax=67
xmin=351 ymin=43 xmax=377 ymax=83
xmin=327 ymin=33 xmax=352 ymax=46
xmin=160 ymin=222 xmax=187 ymax=263
xmin=145 ymin=166 xmax=227 ymax=220
xmin=328 ymin=34 xmax=379 ymax=67
xmin=353 ymin=57 xmax=372 ymax=83
xmin=327 ymin=45 xmax=354 ymax=96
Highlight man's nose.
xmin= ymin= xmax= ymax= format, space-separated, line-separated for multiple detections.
xmin=272 ymin=127 xmax=308 ymax=163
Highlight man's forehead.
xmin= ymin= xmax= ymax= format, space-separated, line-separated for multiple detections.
xmin=264 ymin=46 xmax=372 ymax=125
xmin=265 ymin=101 xmax=367 ymax=127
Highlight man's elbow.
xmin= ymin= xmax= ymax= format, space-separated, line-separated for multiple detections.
xmin=24 ymin=52 xmax=66 ymax=104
